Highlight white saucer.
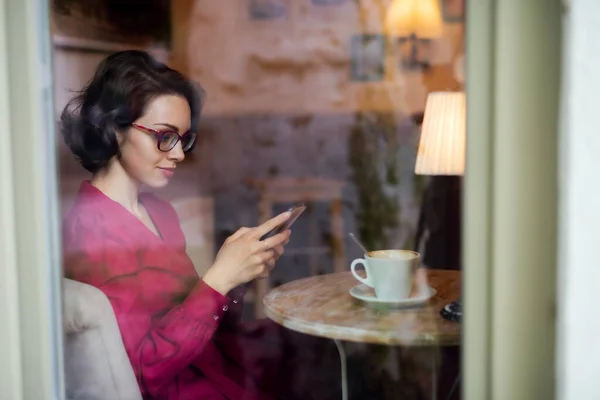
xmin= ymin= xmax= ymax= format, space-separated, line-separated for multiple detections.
xmin=349 ymin=284 xmax=436 ymax=309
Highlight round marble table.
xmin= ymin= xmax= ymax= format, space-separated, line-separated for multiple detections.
xmin=263 ymin=269 xmax=461 ymax=346
xmin=263 ymin=269 xmax=461 ymax=399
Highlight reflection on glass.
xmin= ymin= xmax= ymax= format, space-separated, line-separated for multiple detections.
xmin=53 ymin=0 xmax=465 ymax=399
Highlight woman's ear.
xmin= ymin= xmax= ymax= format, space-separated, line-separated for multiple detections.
xmin=115 ymin=127 xmax=127 ymax=146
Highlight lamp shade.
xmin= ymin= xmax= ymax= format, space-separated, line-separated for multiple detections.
xmin=415 ymin=91 xmax=466 ymax=176
xmin=385 ymin=0 xmax=444 ymax=39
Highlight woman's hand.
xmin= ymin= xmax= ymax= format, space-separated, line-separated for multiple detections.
xmin=203 ymin=212 xmax=291 ymax=295
xmin=257 ymin=238 xmax=288 ymax=279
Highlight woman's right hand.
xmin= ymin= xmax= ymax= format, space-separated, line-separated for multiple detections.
xmin=202 ymin=211 xmax=292 ymax=295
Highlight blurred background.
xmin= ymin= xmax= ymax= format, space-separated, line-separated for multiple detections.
xmin=52 ymin=0 xmax=465 ymax=318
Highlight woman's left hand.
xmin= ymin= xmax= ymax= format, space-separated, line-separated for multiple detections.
xmin=257 ymin=238 xmax=288 ymax=278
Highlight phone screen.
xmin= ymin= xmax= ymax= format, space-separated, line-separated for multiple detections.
xmin=260 ymin=203 xmax=306 ymax=241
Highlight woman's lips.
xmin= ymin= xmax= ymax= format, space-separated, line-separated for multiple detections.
xmin=158 ymin=167 xmax=175 ymax=178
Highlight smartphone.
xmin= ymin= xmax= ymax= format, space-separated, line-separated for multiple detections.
xmin=260 ymin=203 xmax=306 ymax=241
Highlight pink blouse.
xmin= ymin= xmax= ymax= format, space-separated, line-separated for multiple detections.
xmin=62 ymin=181 xmax=277 ymax=400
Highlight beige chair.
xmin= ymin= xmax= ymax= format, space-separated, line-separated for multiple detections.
xmin=63 ymin=278 xmax=142 ymax=400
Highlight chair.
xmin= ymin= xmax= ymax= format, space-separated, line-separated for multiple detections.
xmin=63 ymin=278 xmax=142 ymax=400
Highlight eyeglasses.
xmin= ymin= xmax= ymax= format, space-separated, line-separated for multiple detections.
xmin=131 ymin=123 xmax=197 ymax=152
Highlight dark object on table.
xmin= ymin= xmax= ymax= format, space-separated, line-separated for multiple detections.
xmin=440 ymin=299 xmax=462 ymax=323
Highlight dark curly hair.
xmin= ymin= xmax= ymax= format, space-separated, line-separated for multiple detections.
xmin=61 ymin=50 xmax=205 ymax=173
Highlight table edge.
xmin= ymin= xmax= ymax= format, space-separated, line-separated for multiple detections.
xmin=263 ymin=301 xmax=461 ymax=347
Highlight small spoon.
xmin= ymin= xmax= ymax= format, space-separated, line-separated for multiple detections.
xmin=348 ymin=232 xmax=369 ymax=255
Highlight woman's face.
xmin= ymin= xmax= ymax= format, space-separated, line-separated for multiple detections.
xmin=118 ymin=94 xmax=191 ymax=188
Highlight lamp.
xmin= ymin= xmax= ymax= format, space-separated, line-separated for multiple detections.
xmin=414 ymin=91 xmax=465 ymax=322
xmin=385 ymin=0 xmax=444 ymax=70
xmin=416 ymin=91 xmax=466 ymax=175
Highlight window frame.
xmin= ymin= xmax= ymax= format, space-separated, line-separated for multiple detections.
xmin=0 ymin=0 xmax=562 ymax=399
xmin=0 ymin=0 xmax=64 ymax=399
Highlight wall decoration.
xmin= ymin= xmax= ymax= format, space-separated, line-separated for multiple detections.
xmin=397 ymin=37 xmax=435 ymax=71
xmin=350 ymin=34 xmax=386 ymax=82
xmin=249 ymin=0 xmax=288 ymax=20
xmin=441 ymin=0 xmax=465 ymax=23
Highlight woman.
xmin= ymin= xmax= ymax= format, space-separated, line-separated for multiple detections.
xmin=61 ymin=51 xmax=340 ymax=400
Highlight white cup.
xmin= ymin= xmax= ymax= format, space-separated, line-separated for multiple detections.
xmin=350 ymin=250 xmax=420 ymax=301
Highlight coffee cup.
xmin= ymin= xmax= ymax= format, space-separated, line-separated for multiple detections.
xmin=350 ymin=250 xmax=420 ymax=301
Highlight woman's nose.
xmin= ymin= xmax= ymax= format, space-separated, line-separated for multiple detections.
xmin=167 ymin=141 xmax=185 ymax=162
